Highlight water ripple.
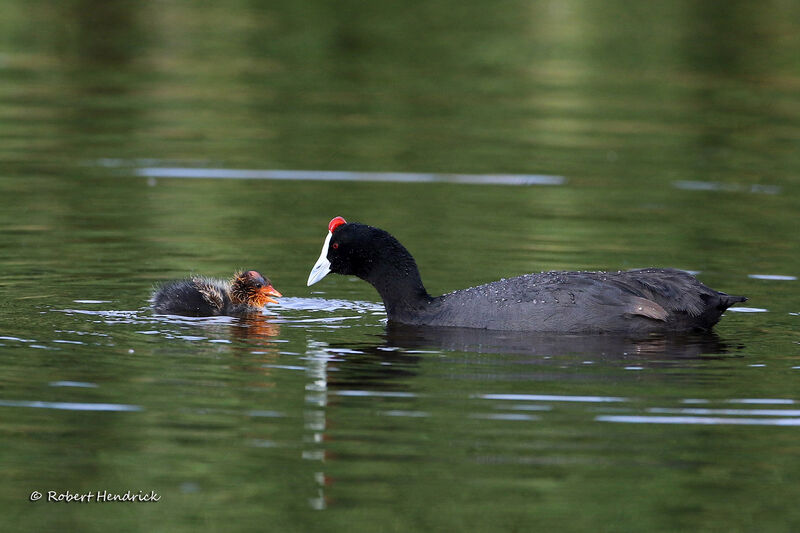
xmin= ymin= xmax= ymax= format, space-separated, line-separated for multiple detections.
xmin=132 ymin=166 xmax=566 ymax=186
xmin=48 ymin=381 xmax=99 ymax=388
xmin=380 ymin=410 xmax=431 ymax=418
xmin=0 ymin=335 xmax=35 ymax=343
xmin=478 ymin=393 xmax=627 ymax=403
xmin=673 ymin=180 xmax=782 ymax=194
xmin=748 ymin=274 xmax=797 ymax=281
xmin=0 ymin=399 xmax=141 ymax=412
xmin=334 ymin=390 xmax=418 ymax=398
xmin=273 ymin=297 xmax=384 ymax=313
xmin=596 ymin=415 xmax=800 ymax=426
xmin=727 ymin=398 xmax=794 ymax=405
xmin=470 ymin=413 xmax=541 ymax=421
xmin=649 ymin=407 xmax=800 ymax=416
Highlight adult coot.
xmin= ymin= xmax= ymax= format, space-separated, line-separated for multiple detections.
xmin=153 ymin=270 xmax=281 ymax=316
xmin=307 ymin=217 xmax=745 ymax=334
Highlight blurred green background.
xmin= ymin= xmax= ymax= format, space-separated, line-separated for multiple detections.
xmin=3 ymin=0 xmax=800 ymax=181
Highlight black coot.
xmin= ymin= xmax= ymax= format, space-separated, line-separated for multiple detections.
xmin=153 ymin=270 xmax=281 ymax=316
xmin=307 ymin=217 xmax=746 ymax=334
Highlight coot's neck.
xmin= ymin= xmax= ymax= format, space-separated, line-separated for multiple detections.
xmin=360 ymin=245 xmax=434 ymax=321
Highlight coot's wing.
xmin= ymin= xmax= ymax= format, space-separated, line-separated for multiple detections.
xmin=192 ymin=277 xmax=226 ymax=311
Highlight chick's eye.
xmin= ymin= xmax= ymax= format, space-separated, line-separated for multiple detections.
xmin=332 ymin=242 xmax=339 ymax=249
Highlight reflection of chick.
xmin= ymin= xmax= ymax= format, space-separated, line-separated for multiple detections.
xmin=235 ymin=315 xmax=281 ymax=339
xmin=152 ymin=270 xmax=281 ymax=316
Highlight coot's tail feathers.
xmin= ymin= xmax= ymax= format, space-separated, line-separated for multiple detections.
xmin=719 ymin=293 xmax=747 ymax=309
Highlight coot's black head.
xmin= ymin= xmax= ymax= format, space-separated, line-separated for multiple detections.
xmin=231 ymin=270 xmax=282 ymax=306
xmin=307 ymin=217 xmax=421 ymax=288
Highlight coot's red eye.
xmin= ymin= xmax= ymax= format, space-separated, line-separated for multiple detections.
xmin=332 ymin=242 xmax=339 ymax=249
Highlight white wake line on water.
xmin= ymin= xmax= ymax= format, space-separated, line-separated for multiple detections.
xmin=596 ymin=415 xmax=800 ymax=426
xmin=0 ymin=399 xmax=142 ymax=412
xmin=649 ymin=407 xmax=800 ymax=416
xmin=477 ymin=394 xmax=796 ymax=405
xmin=134 ymin=167 xmax=566 ymax=186
xmin=477 ymin=393 xmax=627 ymax=403
xmin=672 ymin=180 xmax=782 ymax=195
xmin=748 ymin=274 xmax=797 ymax=281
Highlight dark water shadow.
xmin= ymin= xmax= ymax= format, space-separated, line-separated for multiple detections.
xmin=315 ymin=324 xmax=744 ymax=393
xmin=382 ymin=323 xmax=742 ymax=360
xmin=321 ymin=345 xmax=422 ymax=392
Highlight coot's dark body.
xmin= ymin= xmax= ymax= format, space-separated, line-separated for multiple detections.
xmin=153 ymin=271 xmax=280 ymax=317
xmin=392 ymin=268 xmax=744 ymax=334
xmin=307 ymin=219 xmax=746 ymax=334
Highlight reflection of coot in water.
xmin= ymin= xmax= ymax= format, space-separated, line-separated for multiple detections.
xmin=318 ymin=327 xmax=737 ymax=393
xmin=385 ymin=323 xmax=736 ymax=359
xmin=152 ymin=270 xmax=281 ymax=317
xmin=308 ymin=217 xmax=746 ymax=334
xmin=313 ymin=325 xmax=739 ymax=398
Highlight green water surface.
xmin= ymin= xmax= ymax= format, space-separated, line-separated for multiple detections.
xmin=1 ymin=1 xmax=799 ymax=532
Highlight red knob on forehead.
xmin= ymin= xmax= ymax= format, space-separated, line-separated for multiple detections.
xmin=243 ymin=270 xmax=265 ymax=283
xmin=328 ymin=216 xmax=347 ymax=233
